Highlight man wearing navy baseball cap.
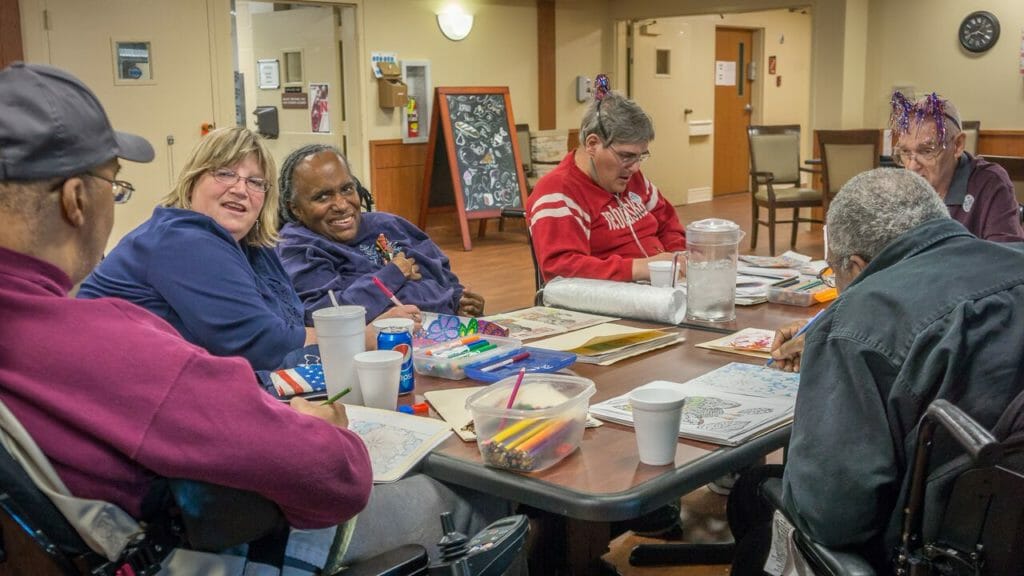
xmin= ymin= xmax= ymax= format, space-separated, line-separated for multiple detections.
xmin=0 ymin=63 xmax=385 ymax=573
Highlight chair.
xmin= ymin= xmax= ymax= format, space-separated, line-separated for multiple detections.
xmin=515 ymin=123 xmax=534 ymax=185
xmin=815 ymin=130 xmax=881 ymax=214
xmin=747 ymin=125 xmax=824 ymax=255
xmin=980 ymin=155 xmax=1024 ymax=224
xmin=961 ymin=120 xmax=981 ymax=156
xmin=499 ymin=206 xmax=544 ymax=305
xmin=758 ymin=397 xmax=1024 ymax=576
xmin=0 ymin=440 xmax=525 ymax=576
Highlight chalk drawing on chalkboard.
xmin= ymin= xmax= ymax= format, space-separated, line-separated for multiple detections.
xmin=419 ymin=87 xmax=529 ymax=251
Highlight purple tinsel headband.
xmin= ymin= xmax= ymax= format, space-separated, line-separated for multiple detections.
xmin=889 ymin=91 xmax=960 ymax=144
xmin=594 ymin=74 xmax=610 ymax=101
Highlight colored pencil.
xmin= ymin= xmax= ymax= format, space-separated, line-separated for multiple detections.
xmin=321 ymin=387 xmax=352 ymax=405
xmin=766 ymin=309 xmax=826 ymax=367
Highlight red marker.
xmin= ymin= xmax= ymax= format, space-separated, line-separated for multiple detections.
xmin=480 ymin=351 xmax=531 ymax=373
xmin=372 ymin=277 xmax=404 ymax=307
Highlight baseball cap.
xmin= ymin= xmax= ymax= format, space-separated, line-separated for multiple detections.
xmin=0 ymin=62 xmax=154 ymax=181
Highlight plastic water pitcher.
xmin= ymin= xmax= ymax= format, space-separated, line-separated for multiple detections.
xmin=685 ymin=219 xmax=744 ymax=322
xmin=312 ymin=305 xmax=366 ymax=405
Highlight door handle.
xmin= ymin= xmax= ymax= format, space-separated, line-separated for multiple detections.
xmin=743 ymin=104 xmax=753 ymax=113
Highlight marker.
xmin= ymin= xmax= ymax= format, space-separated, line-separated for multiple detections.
xmin=449 ymin=342 xmax=496 ymax=359
xmin=372 ymin=277 xmax=404 ymax=307
xmin=480 ymin=351 xmax=531 ymax=373
xmin=321 ymin=387 xmax=352 ymax=405
xmin=441 ymin=339 xmax=490 ymax=358
xmin=766 ymin=309 xmax=826 ymax=367
xmin=398 ymin=402 xmax=430 ymax=415
xmin=425 ymin=334 xmax=480 ymax=356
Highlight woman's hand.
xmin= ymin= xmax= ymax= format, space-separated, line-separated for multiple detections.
xmin=457 ymin=290 xmax=485 ymax=317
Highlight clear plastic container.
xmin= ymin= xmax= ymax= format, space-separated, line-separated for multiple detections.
xmin=413 ymin=335 xmax=521 ymax=380
xmin=466 ymin=374 xmax=595 ymax=473
xmin=768 ymin=284 xmax=828 ymax=306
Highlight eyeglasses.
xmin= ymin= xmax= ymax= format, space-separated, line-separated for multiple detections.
xmin=891 ymin=141 xmax=948 ymax=167
xmin=818 ymin=266 xmax=836 ymax=288
xmin=607 ymin=144 xmax=651 ymax=167
xmin=86 ymin=173 xmax=134 ymax=204
xmin=211 ymin=168 xmax=269 ymax=194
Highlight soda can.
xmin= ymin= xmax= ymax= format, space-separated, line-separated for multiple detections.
xmin=372 ymin=318 xmax=415 ymax=395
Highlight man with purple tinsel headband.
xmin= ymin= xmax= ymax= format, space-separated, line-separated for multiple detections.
xmin=889 ymin=91 xmax=1023 ymax=242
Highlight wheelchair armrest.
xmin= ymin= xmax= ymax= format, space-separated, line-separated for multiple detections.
xmin=332 ymin=544 xmax=428 ymax=576
xmin=168 ymin=479 xmax=286 ymax=552
xmin=759 ymin=478 xmax=876 ymax=576
xmin=925 ymin=399 xmax=1000 ymax=464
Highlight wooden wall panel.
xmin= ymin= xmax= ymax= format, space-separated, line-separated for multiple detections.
xmin=537 ymin=0 xmax=555 ymax=130
xmin=368 ymin=139 xmax=428 ymax=224
xmin=0 ymin=0 xmax=24 ymax=69
xmin=978 ymin=130 xmax=1024 ymax=158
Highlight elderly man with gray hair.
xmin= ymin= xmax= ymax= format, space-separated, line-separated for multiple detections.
xmin=742 ymin=168 xmax=1024 ymax=573
xmin=526 ymin=76 xmax=686 ymax=283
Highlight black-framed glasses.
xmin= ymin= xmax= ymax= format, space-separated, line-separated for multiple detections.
xmin=607 ymin=144 xmax=651 ymax=167
xmin=818 ymin=266 xmax=836 ymax=288
xmin=211 ymin=168 xmax=269 ymax=194
xmin=86 ymin=173 xmax=134 ymax=204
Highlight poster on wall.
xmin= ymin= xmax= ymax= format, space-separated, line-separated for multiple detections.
xmin=258 ymin=59 xmax=280 ymax=89
xmin=310 ymin=83 xmax=330 ymax=133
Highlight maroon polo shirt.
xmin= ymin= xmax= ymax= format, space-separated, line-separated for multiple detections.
xmin=945 ymin=153 xmax=1024 ymax=242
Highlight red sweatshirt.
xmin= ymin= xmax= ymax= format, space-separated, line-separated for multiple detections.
xmin=526 ymin=152 xmax=686 ymax=282
xmin=0 ymin=246 xmax=372 ymax=529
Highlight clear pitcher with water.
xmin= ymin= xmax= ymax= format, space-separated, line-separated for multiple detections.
xmin=685 ymin=219 xmax=744 ymax=322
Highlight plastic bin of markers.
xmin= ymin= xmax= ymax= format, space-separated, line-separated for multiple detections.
xmin=413 ymin=335 xmax=522 ymax=380
xmin=466 ymin=374 xmax=595 ymax=473
xmin=768 ymin=280 xmax=831 ymax=307
xmin=463 ymin=347 xmax=577 ymax=383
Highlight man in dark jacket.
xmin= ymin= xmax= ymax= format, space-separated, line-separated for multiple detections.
xmin=764 ymin=168 xmax=1024 ymax=572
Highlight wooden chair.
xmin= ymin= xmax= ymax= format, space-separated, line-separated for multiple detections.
xmin=816 ymin=129 xmax=881 ymax=213
xmin=961 ymin=120 xmax=981 ymax=156
xmin=747 ymin=125 xmax=824 ymax=255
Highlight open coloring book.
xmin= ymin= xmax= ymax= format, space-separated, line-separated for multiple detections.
xmin=344 ymin=405 xmax=452 ymax=483
xmin=589 ymin=363 xmax=799 ymax=446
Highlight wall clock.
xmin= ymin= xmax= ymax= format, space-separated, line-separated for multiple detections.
xmin=958 ymin=11 xmax=1000 ymax=53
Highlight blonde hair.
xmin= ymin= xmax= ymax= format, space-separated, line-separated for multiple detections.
xmin=160 ymin=126 xmax=279 ymax=247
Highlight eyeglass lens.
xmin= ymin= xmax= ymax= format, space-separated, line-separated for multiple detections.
xmin=213 ymin=169 xmax=268 ymax=193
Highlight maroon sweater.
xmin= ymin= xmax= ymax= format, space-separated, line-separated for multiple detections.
xmin=0 ymin=246 xmax=371 ymax=528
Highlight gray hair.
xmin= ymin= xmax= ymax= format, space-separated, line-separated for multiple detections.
xmin=826 ymin=168 xmax=949 ymax=267
xmin=579 ymin=91 xmax=654 ymax=145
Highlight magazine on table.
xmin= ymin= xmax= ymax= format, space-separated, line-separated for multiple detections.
xmin=589 ymin=363 xmax=799 ymax=445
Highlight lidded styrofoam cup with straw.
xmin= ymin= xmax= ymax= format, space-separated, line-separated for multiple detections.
xmin=312 ymin=304 xmax=366 ymax=406
xmin=685 ymin=218 xmax=744 ymax=322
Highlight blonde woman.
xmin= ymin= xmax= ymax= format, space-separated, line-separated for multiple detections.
xmin=79 ymin=127 xmax=312 ymax=371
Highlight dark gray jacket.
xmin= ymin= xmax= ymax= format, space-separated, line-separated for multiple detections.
xmin=782 ymin=218 xmax=1024 ymax=567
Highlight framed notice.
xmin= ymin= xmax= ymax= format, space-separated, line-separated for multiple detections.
xmin=257 ymin=59 xmax=280 ymax=89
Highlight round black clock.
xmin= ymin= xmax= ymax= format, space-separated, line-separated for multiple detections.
xmin=959 ymin=11 xmax=1000 ymax=53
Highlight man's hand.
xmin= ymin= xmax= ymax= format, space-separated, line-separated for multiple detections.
xmin=457 ymin=290 xmax=485 ymax=317
xmin=376 ymin=304 xmax=423 ymax=330
xmin=631 ymin=252 xmax=685 ymax=282
xmin=393 ymin=252 xmax=421 ymax=280
xmin=290 ymin=396 xmax=350 ymax=428
xmin=770 ymin=320 xmax=808 ymax=373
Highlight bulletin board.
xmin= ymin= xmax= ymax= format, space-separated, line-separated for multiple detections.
xmin=418 ymin=87 xmax=528 ymax=251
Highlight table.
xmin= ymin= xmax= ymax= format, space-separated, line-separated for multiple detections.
xmin=413 ymin=302 xmax=818 ymax=574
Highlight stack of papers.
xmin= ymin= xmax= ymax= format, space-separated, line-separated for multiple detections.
xmin=530 ymin=323 xmax=684 ymax=365
xmin=589 ymin=362 xmax=799 ymax=446
xmin=482 ymin=306 xmax=616 ymax=341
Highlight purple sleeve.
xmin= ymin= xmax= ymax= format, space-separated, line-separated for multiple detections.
xmin=137 ymin=353 xmax=373 ymax=529
xmin=967 ymin=164 xmax=1024 ymax=243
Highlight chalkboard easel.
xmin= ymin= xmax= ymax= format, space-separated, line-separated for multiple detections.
xmin=418 ymin=87 xmax=529 ymax=251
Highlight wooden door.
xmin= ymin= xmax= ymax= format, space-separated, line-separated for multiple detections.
xmin=713 ymin=27 xmax=754 ymax=196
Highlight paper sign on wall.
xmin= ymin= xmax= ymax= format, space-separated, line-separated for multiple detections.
xmin=715 ymin=61 xmax=737 ymax=86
